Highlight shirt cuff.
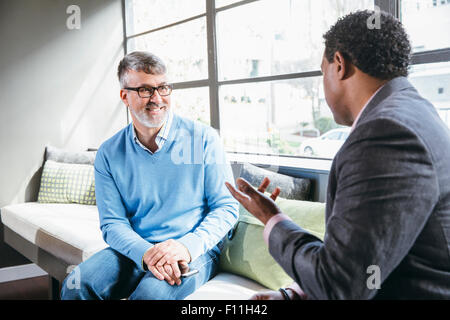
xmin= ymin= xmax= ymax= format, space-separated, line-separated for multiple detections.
xmin=286 ymin=282 xmax=307 ymax=300
xmin=263 ymin=213 xmax=293 ymax=246
xmin=177 ymin=233 xmax=203 ymax=263
xmin=132 ymin=241 xmax=153 ymax=271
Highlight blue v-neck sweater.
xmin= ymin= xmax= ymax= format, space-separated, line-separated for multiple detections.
xmin=94 ymin=114 xmax=239 ymax=269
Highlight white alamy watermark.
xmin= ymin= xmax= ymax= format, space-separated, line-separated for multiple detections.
xmin=66 ymin=5 xmax=81 ymax=30
xmin=169 ymin=123 xmax=280 ymax=174
xmin=366 ymin=265 xmax=381 ymax=290
xmin=367 ymin=5 xmax=381 ymax=30
xmin=170 ymin=126 xmax=206 ymax=166
xmin=66 ymin=265 xmax=81 ymax=290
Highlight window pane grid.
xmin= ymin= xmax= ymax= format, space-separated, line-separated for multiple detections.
xmin=125 ymin=0 xmax=450 ymax=161
xmin=216 ymin=0 xmax=373 ymax=81
xmin=127 ymin=17 xmax=208 ymax=83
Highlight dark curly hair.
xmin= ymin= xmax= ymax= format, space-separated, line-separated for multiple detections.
xmin=323 ymin=10 xmax=411 ymax=80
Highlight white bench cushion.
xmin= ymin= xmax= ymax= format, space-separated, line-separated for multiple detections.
xmin=185 ymin=272 xmax=269 ymax=300
xmin=1 ymin=202 xmax=270 ymax=299
xmin=0 ymin=202 xmax=108 ymax=265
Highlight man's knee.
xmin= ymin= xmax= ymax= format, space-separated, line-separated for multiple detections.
xmin=128 ymin=277 xmax=175 ymax=300
xmin=60 ymin=249 xmax=115 ymax=300
xmin=128 ymin=271 xmax=206 ymax=300
xmin=60 ymin=266 xmax=84 ymax=299
xmin=61 ymin=248 xmax=145 ymax=300
xmin=60 ymin=265 xmax=97 ymax=300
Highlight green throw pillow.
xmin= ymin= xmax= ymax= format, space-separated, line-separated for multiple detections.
xmin=219 ymin=197 xmax=326 ymax=290
xmin=37 ymin=160 xmax=96 ymax=205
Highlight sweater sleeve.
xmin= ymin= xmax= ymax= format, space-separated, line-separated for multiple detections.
xmin=178 ymin=127 xmax=239 ymax=262
xmin=94 ymin=147 xmax=153 ymax=270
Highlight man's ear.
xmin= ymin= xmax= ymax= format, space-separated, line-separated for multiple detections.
xmin=120 ymin=89 xmax=129 ymax=106
xmin=334 ymin=51 xmax=354 ymax=80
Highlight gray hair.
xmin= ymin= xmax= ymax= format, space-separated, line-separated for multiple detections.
xmin=117 ymin=51 xmax=167 ymax=88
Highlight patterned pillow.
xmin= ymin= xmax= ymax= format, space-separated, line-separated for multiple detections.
xmin=45 ymin=145 xmax=96 ymax=165
xmin=239 ymin=162 xmax=312 ymax=200
xmin=37 ymin=160 xmax=96 ymax=205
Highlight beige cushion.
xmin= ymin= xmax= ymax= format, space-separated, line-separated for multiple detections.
xmin=0 ymin=202 xmax=107 ymax=266
xmin=220 ymin=198 xmax=325 ymax=290
xmin=185 ymin=272 xmax=269 ymax=300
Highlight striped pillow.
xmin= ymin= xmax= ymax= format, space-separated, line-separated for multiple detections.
xmin=37 ymin=160 xmax=96 ymax=205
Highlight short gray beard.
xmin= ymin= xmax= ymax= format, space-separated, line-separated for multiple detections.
xmin=130 ymin=105 xmax=168 ymax=128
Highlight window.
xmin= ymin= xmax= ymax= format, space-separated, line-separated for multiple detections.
xmin=127 ymin=17 xmax=208 ymax=83
xmin=124 ymin=0 xmax=450 ymax=163
xmin=400 ymin=0 xmax=450 ymax=130
xmin=401 ymin=0 xmax=450 ymax=52
xmin=125 ymin=0 xmax=205 ymax=36
xmin=408 ymin=61 xmax=450 ymax=128
xmin=217 ymin=0 xmax=372 ymax=159
xmin=125 ymin=0 xmax=209 ymax=124
xmin=219 ymin=77 xmax=332 ymax=156
xmin=217 ymin=0 xmax=373 ymax=81
xmin=171 ymin=87 xmax=210 ymax=125
xmin=326 ymin=131 xmax=342 ymax=140
xmin=124 ymin=0 xmax=372 ymax=160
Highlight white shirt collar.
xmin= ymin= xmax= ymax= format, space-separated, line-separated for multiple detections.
xmin=132 ymin=110 xmax=173 ymax=153
xmin=351 ymin=84 xmax=385 ymax=132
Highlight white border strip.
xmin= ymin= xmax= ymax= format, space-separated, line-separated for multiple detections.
xmin=0 ymin=263 xmax=47 ymax=283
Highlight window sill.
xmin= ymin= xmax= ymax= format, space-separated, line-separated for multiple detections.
xmin=226 ymin=152 xmax=333 ymax=173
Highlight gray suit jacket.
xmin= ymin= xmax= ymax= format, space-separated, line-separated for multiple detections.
xmin=269 ymin=77 xmax=450 ymax=299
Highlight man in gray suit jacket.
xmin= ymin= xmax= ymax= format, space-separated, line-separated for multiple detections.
xmin=226 ymin=10 xmax=450 ymax=299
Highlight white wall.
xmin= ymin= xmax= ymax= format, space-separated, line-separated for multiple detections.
xmin=0 ymin=0 xmax=127 ymax=207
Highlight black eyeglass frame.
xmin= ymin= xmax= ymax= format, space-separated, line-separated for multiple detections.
xmin=124 ymin=84 xmax=173 ymax=98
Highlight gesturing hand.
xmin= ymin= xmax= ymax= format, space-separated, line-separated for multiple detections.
xmin=249 ymin=290 xmax=286 ymax=300
xmin=225 ymin=177 xmax=281 ymax=225
xmin=143 ymin=239 xmax=191 ymax=285
xmin=249 ymin=289 xmax=303 ymax=300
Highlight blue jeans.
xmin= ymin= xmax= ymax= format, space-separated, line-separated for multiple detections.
xmin=60 ymin=245 xmax=220 ymax=300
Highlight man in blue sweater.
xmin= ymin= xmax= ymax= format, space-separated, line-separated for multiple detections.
xmin=61 ymin=51 xmax=239 ymax=300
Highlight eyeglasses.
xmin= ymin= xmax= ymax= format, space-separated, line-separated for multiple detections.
xmin=124 ymin=84 xmax=173 ymax=98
